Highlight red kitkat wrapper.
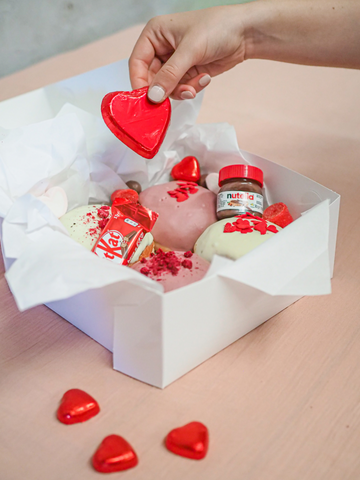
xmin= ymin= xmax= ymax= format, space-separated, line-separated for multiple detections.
xmin=92 ymin=199 xmax=158 ymax=265
xmin=263 ymin=202 xmax=293 ymax=228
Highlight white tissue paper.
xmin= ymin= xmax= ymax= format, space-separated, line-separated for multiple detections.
xmin=0 ymin=59 xmax=340 ymax=387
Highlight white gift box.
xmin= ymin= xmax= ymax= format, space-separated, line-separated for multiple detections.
xmin=0 ymin=60 xmax=340 ymax=388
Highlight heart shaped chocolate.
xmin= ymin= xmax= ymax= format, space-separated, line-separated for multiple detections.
xmin=57 ymin=389 xmax=100 ymax=425
xmin=101 ymin=87 xmax=171 ymax=159
xmin=171 ymin=156 xmax=201 ymax=183
xmin=92 ymin=434 xmax=138 ymax=473
xmin=165 ymin=421 xmax=209 ymax=460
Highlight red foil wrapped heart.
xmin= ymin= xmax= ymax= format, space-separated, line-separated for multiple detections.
xmin=165 ymin=421 xmax=209 ymax=460
xmin=171 ymin=156 xmax=201 ymax=183
xmin=92 ymin=434 xmax=138 ymax=473
xmin=101 ymin=87 xmax=171 ymax=159
xmin=57 ymin=389 xmax=100 ymax=425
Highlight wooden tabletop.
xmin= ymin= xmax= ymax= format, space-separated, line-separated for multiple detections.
xmin=1 ymin=25 xmax=360 ymax=480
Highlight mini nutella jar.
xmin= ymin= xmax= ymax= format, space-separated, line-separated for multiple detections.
xmin=216 ymin=164 xmax=264 ymax=220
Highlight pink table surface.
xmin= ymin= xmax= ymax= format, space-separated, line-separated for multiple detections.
xmin=1 ymin=25 xmax=360 ymax=480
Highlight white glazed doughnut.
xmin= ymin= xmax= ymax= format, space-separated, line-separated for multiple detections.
xmin=60 ymin=204 xmax=154 ymax=262
xmin=194 ymin=215 xmax=282 ymax=262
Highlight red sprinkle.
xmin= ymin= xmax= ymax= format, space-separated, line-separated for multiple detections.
xmin=253 ymin=221 xmax=268 ymax=235
xmin=223 ymin=215 xmax=280 ymax=236
xmin=267 ymin=224 xmax=279 ymax=233
xmin=167 ymin=182 xmax=199 ymax=203
xmin=224 ymin=223 xmax=236 ymax=233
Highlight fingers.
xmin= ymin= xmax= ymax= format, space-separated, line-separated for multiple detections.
xmin=171 ymin=73 xmax=212 ymax=101
xmin=147 ymin=41 xmax=199 ymax=103
xmin=129 ymin=32 xmax=156 ymax=90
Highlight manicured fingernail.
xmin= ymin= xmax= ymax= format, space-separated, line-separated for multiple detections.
xmin=180 ymin=91 xmax=195 ymax=100
xmin=148 ymin=85 xmax=165 ymax=103
xmin=199 ymin=74 xmax=211 ymax=87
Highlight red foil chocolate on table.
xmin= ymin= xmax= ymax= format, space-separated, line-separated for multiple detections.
xmin=165 ymin=421 xmax=209 ymax=460
xmin=101 ymin=86 xmax=171 ymax=159
xmin=92 ymin=199 xmax=158 ymax=266
xmin=57 ymin=388 xmax=100 ymax=425
xmin=92 ymin=434 xmax=138 ymax=473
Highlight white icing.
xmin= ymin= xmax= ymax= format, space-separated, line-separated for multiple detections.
xmin=194 ymin=217 xmax=281 ymax=262
xmin=60 ymin=204 xmax=103 ymax=250
xmin=60 ymin=204 xmax=154 ymax=260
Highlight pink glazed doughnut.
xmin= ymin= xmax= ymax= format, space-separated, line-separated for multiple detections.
xmin=139 ymin=181 xmax=217 ymax=251
xmin=130 ymin=250 xmax=210 ymax=293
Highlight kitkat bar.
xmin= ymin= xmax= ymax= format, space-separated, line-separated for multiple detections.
xmin=92 ymin=200 xmax=158 ymax=266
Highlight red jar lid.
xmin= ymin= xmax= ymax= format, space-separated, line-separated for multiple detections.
xmin=218 ymin=164 xmax=263 ymax=187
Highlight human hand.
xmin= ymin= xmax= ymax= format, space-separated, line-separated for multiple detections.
xmin=129 ymin=6 xmax=247 ymax=103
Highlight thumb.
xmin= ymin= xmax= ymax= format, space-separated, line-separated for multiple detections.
xmin=147 ymin=43 xmax=195 ymax=103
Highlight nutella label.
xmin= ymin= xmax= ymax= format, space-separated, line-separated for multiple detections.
xmin=217 ymin=191 xmax=263 ymax=214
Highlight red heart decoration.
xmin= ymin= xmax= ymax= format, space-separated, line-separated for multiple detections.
xmin=165 ymin=421 xmax=209 ymax=460
xmin=101 ymin=87 xmax=171 ymax=159
xmin=92 ymin=434 xmax=138 ymax=473
xmin=57 ymin=389 xmax=100 ymax=425
xmin=171 ymin=156 xmax=201 ymax=183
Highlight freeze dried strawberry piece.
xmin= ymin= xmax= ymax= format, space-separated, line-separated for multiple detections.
xmin=138 ymin=249 xmax=183 ymax=277
xmin=98 ymin=218 xmax=109 ymax=229
xmin=140 ymin=267 xmax=150 ymax=275
xmin=263 ymin=202 xmax=293 ymax=228
xmin=184 ymin=251 xmax=193 ymax=258
xmin=224 ymin=223 xmax=236 ymax=233
xmin=182 ymin=259 xmax=193 ymax=269
xmin=97 ymin=207 xmax=110 ymax=219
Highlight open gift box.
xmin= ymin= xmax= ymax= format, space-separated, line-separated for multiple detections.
xmin=0 ymin=60 xmax=340 ymax=388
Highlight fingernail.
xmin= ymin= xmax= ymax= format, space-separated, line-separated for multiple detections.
xmin=199 ymin=74 xmax=211 ymax=87
xmin=180 ymin=91 xmax=195 ymax=100
xmin=148 ymin=85 xmax=165 ymax=103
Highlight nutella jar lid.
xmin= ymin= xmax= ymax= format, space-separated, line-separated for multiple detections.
xmin=218 ymin=164 xmax=263 ymax=187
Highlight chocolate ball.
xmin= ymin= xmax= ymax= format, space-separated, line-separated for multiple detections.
xmin=199 ymin=174 xmax=208 ymax=188
xmin=126 ymin=180 xmax=142 ymax=194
